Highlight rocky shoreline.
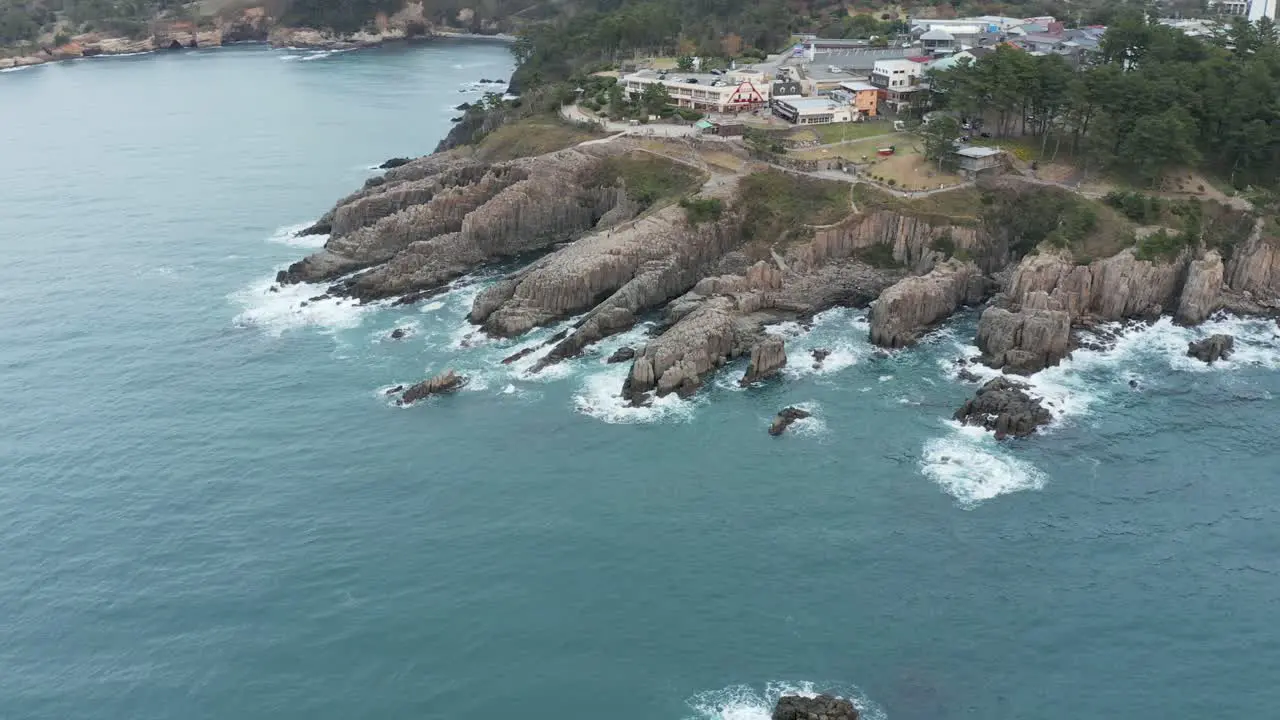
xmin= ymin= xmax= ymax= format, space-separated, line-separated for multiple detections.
xmin=0 ymin=11 xmax=511 ymax=71
xmin=272 ymin=130 xmax=1280 ymax=437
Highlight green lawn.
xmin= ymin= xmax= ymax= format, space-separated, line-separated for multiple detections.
xmin=788 ymin=120 xmax=897 ymax=145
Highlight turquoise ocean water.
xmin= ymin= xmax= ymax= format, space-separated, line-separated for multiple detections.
xmin=3 ymin=43 xmax=1280 ymax=719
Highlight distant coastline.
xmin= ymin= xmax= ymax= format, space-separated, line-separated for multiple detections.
xmin=1 ymin=26 xmax=513 ymax=72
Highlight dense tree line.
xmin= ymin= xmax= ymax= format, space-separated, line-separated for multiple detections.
xmin=929 ymin=12 xmax=1280 ymax=187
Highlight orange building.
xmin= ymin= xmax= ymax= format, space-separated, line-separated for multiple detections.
xmin=839 ymin=81 xmax=880 ymax=118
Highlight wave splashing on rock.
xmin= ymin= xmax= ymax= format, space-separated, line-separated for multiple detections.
xmin=684 ymin=681 xmax=885 ymax=720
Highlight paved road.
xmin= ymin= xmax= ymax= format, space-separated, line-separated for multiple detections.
xmin=560 ymin=104 xmax=702 ymax=137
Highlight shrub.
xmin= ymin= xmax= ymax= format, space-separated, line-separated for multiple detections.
xmin=680 ymin=196 xmax=724 ymax=224
xmin=856 ymin=242 xmax=901 ymax=268
xmin=887 ymin=179 xmax=897 ymax=186
xmin=1135 ymin=229 xmax=1193 ymax=261
xmin=930 ymin=232 xmax=956 ymax=256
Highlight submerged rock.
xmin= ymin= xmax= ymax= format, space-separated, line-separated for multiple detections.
xmin=953 ymin=377 xmax=1052 ymax=439
xmin=606 ymin=346 xmax=636 ymax=364
xmin=501 ymin=346 xmax=536 ymax=365
xmin=1187 ymin=334 xmax=1234 ymax=364
xmin=811 ymin=347 xmax=831 ymax=369
xmin=385 ymin=385 xmax=404 ymax=395
xmin=378 ymin=157 xmax=412 ymax=170
xmin=399 ymin=370 xmax=467 ymax=405
xmin=389 ymin=327 xmax=408 ymax=340
xmin=768 ymin=407 xmax=812 ymax=436
xmin=772 ymin=694 xmax=858 ymax=720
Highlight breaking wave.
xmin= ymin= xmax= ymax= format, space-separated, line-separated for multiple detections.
xmin=265 ymin=221 xmax=328 ymax=248
xmin=230 ymin=276 xmax=371 ymax=336
xmin=684 ymin=681 xmax=885 ymax=720
xmin=920 ymin=422 xmax=1048 ymax=508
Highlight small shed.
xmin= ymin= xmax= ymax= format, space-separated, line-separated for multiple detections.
xmin=953 ymin=146 xmax=1003 ymax=176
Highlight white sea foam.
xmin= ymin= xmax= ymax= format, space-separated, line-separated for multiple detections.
xmin=572 ymin=363 xmax=700 ymax=424
xmin=0 ymin=64 xmax=37 ymax=72
xmin=265 ymin=221 xmax=328 ymax=248
xmin=765 ymin=307 xmax=871 ymax=378
xmin=230 ymin=276 xmax=369 ymax=336
xmin=685 ymin=681 xmax=885 ymax=720
xmin=420 ymin=300 xmax=446 ymax=313
xmin=782 ymin=401 xmax=827 ymax=437
xmin=942 ymin=314 xmax=1280 ymax=431
xmin=921 ymin=423 xmax=1048 ymax=508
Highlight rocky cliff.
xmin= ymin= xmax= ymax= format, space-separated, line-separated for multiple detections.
xmin=277 ymin=145 xmax=639 ymax=300
xmin=869 ymin=260 xmax=987 ymax=348
xmin=277 ymin=137 xmax=1280 ymax=423
xmin=974 ymin=247 xmax=1196 ymax=372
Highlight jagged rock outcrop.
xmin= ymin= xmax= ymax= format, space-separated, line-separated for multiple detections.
xmin=623 ymin=297 xmax=740 ymax=403
xmin=1188 ymin=334 xmax=1234 ymax=364
xmin=976 ymin=248 xmax=1190 ymax=372
xmin=768 ymin=407 xmax=811 ymax=436
xmin=606 ymin=346 xmax=635 ymax=364
xmin=740 ymin=336 xmax=787 ymax=386
xmin=1225 ymin=218 xmax=1280 ymax=296
xmin=869 ymin=260 xmax=986 ymax=348
xmin=468 ymin=193 xmax=744 ymax=340
xmin=976 ymin=292 xmax=1071 ymax=374
xmin=277 ymin=147 xmax=631 ymax=297
xmin=801 ymin=210 xmax=992 ymax=273
xmin=954 ymin=377 xmax=1053 ymax=438
xmin=399 ymin=370 xmax=467 ymax=405
xmin=772 ymin=694 xmax=859 ymax=720
xmin=379 ymin=157 xmax=412 ymax=170
xmin=1176 ymin=251 xmax=1224 ymax=325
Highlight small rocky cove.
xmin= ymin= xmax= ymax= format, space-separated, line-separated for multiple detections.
xmin=274 ymin=134 xmax=1280 ymax=439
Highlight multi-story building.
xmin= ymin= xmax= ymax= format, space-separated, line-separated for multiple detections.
xmin=621 ymin=69 xmax=769 ymax=113
xmin=870 ymin=58 xmax=928 ymax=112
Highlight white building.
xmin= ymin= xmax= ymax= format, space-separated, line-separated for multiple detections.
xmin=771 ymin=96 xmax=854 ymax=125
xmin=1249 ymin=0 xmax=1277 ymax=21
xmin=870 ymin=58 xmax=928 ymax=112
xmin=621 ymin=69 xmax=769 ymax=113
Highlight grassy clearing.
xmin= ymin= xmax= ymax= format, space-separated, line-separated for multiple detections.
xmin=475 ymin=118 xmax=605 ymax=163
xmin=790 ymin=134 xmax=907 ymax=161
xmin=590 ymin=152 xmax=705 ymax=206
xmin=870 ymin=153 xmax=966 ymax=192
xmin=737 ymin=170 xmax=853 ymax=249
xmin=787 ymin=121 xmax=896 ymax=145
xmin=853 ymin=184 xmax=984 ymax=226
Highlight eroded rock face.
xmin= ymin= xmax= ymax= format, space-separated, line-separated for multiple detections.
xmin=399 ymin=370 xmax=467 ymax=404
xmin=976 ymin=293 xmax=1071 ymax=374
xmin=768 ymin=407 xmax=811 ymax=436
xmin=869 ymin=260 xmax=986 ymax=348
xmin=954 ymin=377 xmax=1052 ymax=438
xmin=976 ymin=248 xmax=1195 ymax=373
xmin=277 ymin=147 xmax=627 ymax=296
xmin=1176 ymin=251 xmax=1224 ymax=325
xmin=470 ymin=200 xmax=742 ymax=339
xmin=741 ymin=336 xmax=787 ymax=386
xmin=1225 ymin=217 xmax=1280 ymax=296
xmin=1187 ymin=334 xmax=1234 ymax=364
xmin=772 ymin=694 xmax=859 ymax=720
xmin=623 ymin=297 xmax=739 ymax=404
